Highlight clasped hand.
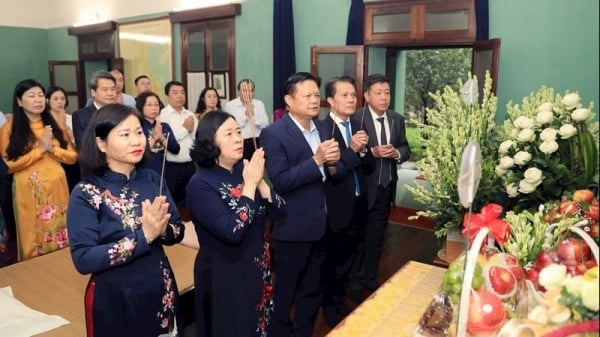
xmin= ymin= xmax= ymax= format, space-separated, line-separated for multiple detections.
xmin=314 ymin=139 xmax=340 ymax=166
xmin=372 ymin=144 xmax=397 ymax=159
xmin=350 ymin=130 xmax=369 ymax=152
xmin=38 ymin=125 xmax=54 ymax=154
xmin=141 ymin=196 xmax=171 ymax=243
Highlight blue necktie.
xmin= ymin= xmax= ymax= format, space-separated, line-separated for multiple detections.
xmin=342 ymin=121 xmax=361 ymax=196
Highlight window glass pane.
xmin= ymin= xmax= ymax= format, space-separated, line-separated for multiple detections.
xmin=97 ymin=38 xmax=112 ymax=53
xmin=210 ymin=28 xmax=228 ymax=70
xmin=425 ymin=10 xmax=470 ymax=31
xmin=81 ymin=42 xmax=95 ymax=54
xmin=54 ymin=65 xmax=78 ymax=92
xmin=373 ymin=13 xmax=411 ymax=33
xmin=188 ymin=31 xmax=205 ymax=71
xmin=316 ymin=54 xmax=357 ymax=98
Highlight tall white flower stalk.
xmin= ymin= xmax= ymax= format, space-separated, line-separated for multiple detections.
xmin=407 ymin=72 xmax=501 ymax=238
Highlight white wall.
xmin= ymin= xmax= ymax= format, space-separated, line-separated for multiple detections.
xmin=0 ymin=0 xmax=242 ymax=28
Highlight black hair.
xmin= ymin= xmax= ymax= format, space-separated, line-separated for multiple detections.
xmin=78 ymin=103 xmax=147 ymax=177
xmin=46 ymin=86 xmax=69 ymax=108
xmin=364 ymin=73 xmax=390 ymax=92
xmin=325 ymin=76 xmax=355 ymax=99
xmin=6 ymin=79 xmax=68 ymax=160
xmin=283 ymin=72 xmax=321 ymax=97
xmin=189 ymin=110 xmax=235 ymax=168
xmin=195 ymin=87 xmax=222 ymax=114
xmin=135 ymin=91 xmax=162 ymax=115
xmin=164 ymin=80 xmax=184 ymax=96
xmin=134 ymin=75 xmax=149 ymax=85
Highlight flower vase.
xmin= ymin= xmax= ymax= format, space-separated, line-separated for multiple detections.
xmin=438 ymin=230 xmax=468 ymax=264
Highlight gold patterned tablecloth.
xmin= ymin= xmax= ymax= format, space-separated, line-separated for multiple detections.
xmin=328 ymin=261 xmax=446 ymax=337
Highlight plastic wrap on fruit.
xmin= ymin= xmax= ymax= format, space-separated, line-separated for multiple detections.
xmin=413 ymin=291 xmax=454 ymax=337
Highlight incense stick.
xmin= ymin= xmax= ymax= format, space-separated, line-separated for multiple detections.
xmin=158 ymin=132 xmax=169 ymax=196
xmin=390 ymin=117 xmax=395 ymax=145
xmin=359 ymin=100 xmax=367 ymax=130
xmin=331 ymin=114 xmax=337 ymax=139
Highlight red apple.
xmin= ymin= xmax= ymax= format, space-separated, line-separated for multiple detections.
xmin=503 ymin=254 xmax=524 ymax=280
xmin=588 ymin=202 xmax=599 ymax=222
xmin=557 ymin=238 xmax=591 ymax=264
xmin=566 ymin=263 xmax=588 ymax=276
xmin=466 ymin=290 xmax=507 ymax=335
xmin=585 ymin=259 xmax=597 ymax=269
xmin=536 ymin=249 xmax=560 ymax=270
xmin=486 ymin=265 xmax=517 ymax=296
xmin=525 ymin=267 xmax=539 ymax=286
xmin=559 ymin=200 xmax=579 ymax=216
xmin=573 ymin=189 xmax=595 ymax=203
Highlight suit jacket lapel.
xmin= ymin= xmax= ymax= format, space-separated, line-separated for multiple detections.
xmin=282 ymin=114 xmax=317 ymax=157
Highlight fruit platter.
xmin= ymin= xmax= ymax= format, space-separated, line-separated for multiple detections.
xmin=413 ymin=198 xmax=600 ymax=337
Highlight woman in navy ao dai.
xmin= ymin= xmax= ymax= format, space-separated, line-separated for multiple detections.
xmin=187 ymin=111 xmax=285 ymax=337
xmin=67 ymin=104 xmax=185 ymax=337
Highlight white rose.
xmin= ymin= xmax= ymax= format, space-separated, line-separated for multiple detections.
xmin=581 ymin=279 xmax=599 ymax=311
xmin=559 ymin=124 xmax=577 ymax=139
xmin=498 ymin=156 xmax=515 ymax=170
xmin=513 ymin=116 xmax=535 ymax=129
xmin=514 ymin=151 xmax=532 ymax=165
xmin=537 ymin=102 xmax=553 ymax=113
xmin=539 ymin=140 xmax=559 ymax=154
xmin=539 ymin=263 xmax=568 ymax=290
xmin=498 ymin=140 xmax=514 ymax=154
xmin=495 ymin=165 xmax=508 ymax=176
xmin=517 ymin=128 xmax=536 ymax=142
xmin=510 ymin=128 xmax=520 ymax=139
xmin=523 ymin=167 xmax=543 ymax=184
xmin=536 ymin=109 xmax=554 ymax=125
xmin=506 ymin=183 xmax=519 ymax=197
xmin=564 ymin=275 xmax=583 ymax=297
xmin=562 ymin=93 xmax=581 ymax=110
xmin=539 ymin=127 xmax=558 ymax=141
xmin=518 ymin=180 xmax=539 ymax=194
xmin=571 ymin=108 xmax=591 ymax=122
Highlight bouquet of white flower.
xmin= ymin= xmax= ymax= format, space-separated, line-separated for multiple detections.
xmin=496 ymin=87 xmax=599 ymax=212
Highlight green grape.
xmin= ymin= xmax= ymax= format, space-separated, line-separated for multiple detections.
xmin=472 ymin=275 xmax=484 ymax=290
xmin=451 ymin=283 xmax=462 ymax=294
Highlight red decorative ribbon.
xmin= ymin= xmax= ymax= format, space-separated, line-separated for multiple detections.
xmin=461 ymin=203 xmax=510 ymax=245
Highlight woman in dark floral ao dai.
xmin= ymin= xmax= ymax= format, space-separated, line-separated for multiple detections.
xmin=186 ymin=110 xmax=285 ymax=337
xmin=67 ymin=103 xmax=185 ymax=337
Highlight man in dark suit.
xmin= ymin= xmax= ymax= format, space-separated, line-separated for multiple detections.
xmin=348 ymin=73 xmax=411 ymax=298
xmin=319 ymin=76 xmax=375 ymax=327
xmin=72 ymin=70 xmax=116 ymax=149
xmin=261 ymin=72 xmax=340 ymax=337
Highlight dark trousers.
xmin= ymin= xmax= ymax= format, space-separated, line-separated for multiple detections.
xmin=165 ymin=161 xmax=196 ymax=208
xmin=242 ymin=137 xmax=260 ymax=160
xmin=268 ymin=239 xmax=326 ymax=337
xmin=322 ymin=196 xmax=367 ymax=309
xmin=349 ymin=184 xmax=393 ymax=286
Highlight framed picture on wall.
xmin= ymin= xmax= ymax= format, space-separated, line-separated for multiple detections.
xmin=212 ymin=73 xmax=227 ymax=98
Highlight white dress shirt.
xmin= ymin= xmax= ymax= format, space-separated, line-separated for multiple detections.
xmin=158 ymin=104 xmax=197 ymax=163
xmin=224 ymin=97 xmax=269 ymax=139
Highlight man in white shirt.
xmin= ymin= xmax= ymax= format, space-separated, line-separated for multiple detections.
xmin=158 ymin=80 xmax=198 ymax=208
xmin=224 ymin=79 xmax=269 ymax=159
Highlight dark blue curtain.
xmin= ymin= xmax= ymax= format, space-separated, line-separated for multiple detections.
xmin=273 ymin=0 xmax=296 ymax=110
xmin=346 ymin=0 xmax=364 ymax=45
xmin=475 ymin=0 xmax=489 ymax=41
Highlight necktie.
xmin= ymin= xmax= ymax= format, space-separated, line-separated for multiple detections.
xmin=377 ymin=117 xmax=391 ymax=187
xmin=342 ymin=121 xmax=361 ymax=195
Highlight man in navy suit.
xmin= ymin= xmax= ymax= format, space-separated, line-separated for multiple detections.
xmin=348 ymin=73 xmax=411 ymax=298
xmin=261 ymin=72 xmax=341 ymax=337
xmin=72 ymin=70 xmax=116 ymax=149
xmin=319 ymin=76 xmax=375 ymax=327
